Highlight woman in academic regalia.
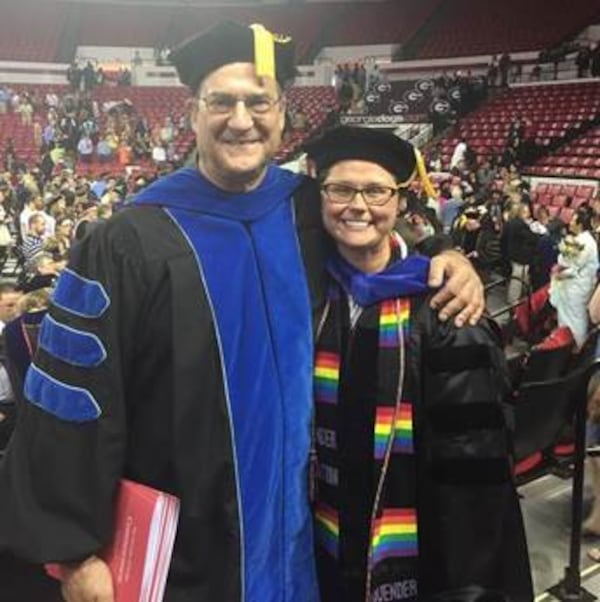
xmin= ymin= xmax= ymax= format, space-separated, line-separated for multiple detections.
xmin=305 ymin=127 xmax=533 ymax=602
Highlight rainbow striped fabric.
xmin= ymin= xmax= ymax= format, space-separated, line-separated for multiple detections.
xmin=379 ymin=299 xmax=410 ymax=348
xmin=314 ymin=351 xmax=340 ymax=404
xmin=371 ymin=508 xmax=418 ymax=565
xmin=374 ymin=404 xmax=414 ymax=459
xmin=315 ymin=502 xmax=339 ymax=558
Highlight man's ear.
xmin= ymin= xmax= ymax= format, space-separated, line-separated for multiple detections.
xmin=189 ymin=97 xmax=198 ymax=134
xmin=278 ymin=95 xmax=287 ymax=131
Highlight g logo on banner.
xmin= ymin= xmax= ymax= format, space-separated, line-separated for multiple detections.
xmin=389 ymin=101 xmax=409 ymax=115
xmin=430 ymin=99 xmax=451 ymax=115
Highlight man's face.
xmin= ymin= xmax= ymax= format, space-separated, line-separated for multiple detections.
xmin=192 ymin=63 xmax=285 ymax=191
xmin=32 ymin=216 xmax=46 ymax=236
xmin=0 ymin=291 xmax=21 ymax=323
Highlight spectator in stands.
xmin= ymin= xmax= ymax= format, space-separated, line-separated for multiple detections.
xmin=18 ymin=96 xmax=33 ymax=126
xmin=305 ymin=125 xmax=532 ymax=602
xmin=449 ymin=137 xmax=468 ymax=171
xmin=503 ymin=201 xmax=538 ymax=306
xmin=44 ymin=216 xmax=73 ymax=262
xmin=19 ymin=193 xmax=43 ymax=241
xmin=0 ymin=284 xmax=23 ymax=335
xmin=77 ymin=134 xmax=94 ymax=163
xmin=475 ymin=157 xmax=495 ymax=192
xmin=549 ymin=207 xmax=599 ymax=347
xmin=21 ymin=213 xmax=47 ymax=266
xmin=96 ymin=137 xmax=113 ymax=163
xmin=66 ymin=61 xmax=82 ymax=92
xmin=440 ymin=184 xmax=464 ymax=233
xmin=510 ymin=62 xmax=523 ymax=84
xmin=0 ymin=22 xmax=485 ymax=602
xmin=530 ymin=205 xmax=551 ymax=235
xmin=487 ymin=55 xmax=499 ymax=87
xmin=159 ymin=115 xmax=175 ymax=145
xmin=3 ymin=139 xmax=18 ymax=173
xmin=117 ymin=139 xmax=133 ymax=166
xmin=499 ymin=52 xmax=511 ymax=87
xmin=591 ymin=42 xmax=600 ymax=78
xmin=82 ymin=61 xmax=97 ymax=92
xmin=576 ymin=44 xmax=592 ymax=78
xmin=290 ymin=107 xmax=308 ymax=132
xmin=151 ymin=139 xmax=167 ymax=166
xmin=530 ymin=63 xmax=542 ymax=82
xmin=0 ymin=86 xmax=9 ymax=114
xmin=19 ymin=252 xmax=65 ymax=295
xmin=73 ymin=200 xmax=98 ymax=241
xmin=428 ymin=143 xmax=444 ymax=172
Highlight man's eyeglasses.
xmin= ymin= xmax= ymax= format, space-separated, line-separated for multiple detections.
xmin=199 ymin=93 xmax=281 ymax=116
xmin=321 ymin=183 xmax=399 ymax=206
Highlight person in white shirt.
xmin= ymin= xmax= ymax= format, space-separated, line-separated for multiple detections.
xmin=450 ymin=138 xmax=468 ymax=170
xmin=549 ymin=208 xmax=599 ymax=347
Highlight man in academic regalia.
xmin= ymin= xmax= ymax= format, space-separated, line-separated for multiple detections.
xmin=0 ymin=22 xmax=484 ymax=602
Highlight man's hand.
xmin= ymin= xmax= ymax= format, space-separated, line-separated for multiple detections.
xmin=61 ymin=555 xmax=114 ymax=602
xmin=428 ymin=249 xmax=484 ymax=327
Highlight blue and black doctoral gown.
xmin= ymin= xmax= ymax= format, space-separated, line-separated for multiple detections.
xmin=0 ymin=165 xmax=329 ymax=602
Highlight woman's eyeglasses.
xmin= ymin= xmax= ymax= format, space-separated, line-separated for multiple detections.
xmin=321 ymin=183 xmax=399 ymax=206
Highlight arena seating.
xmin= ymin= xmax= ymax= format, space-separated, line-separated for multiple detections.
xmin=416 ymin=0 xmax=598 ymax=58
xmin=531 ymin=181 xmax=598 ymax=223
xmin=0 ymin=1 xmax=66 ymax=62
xmin=78 ymin=4 xmax=172 ymax=49
xmin=324 ymin=0 xmax=441 ymax=47
xmin=439 ymin=82 xmax=600 ymax=174
xmin=275 ymin=86 xmax=339 ymax=162
xmin=528 ymin=124 xmax=600 ymax=179
xmin=0 ymin=0 xmax=597 ymax=64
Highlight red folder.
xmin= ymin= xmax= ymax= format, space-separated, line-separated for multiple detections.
xmin=46 ymin=479 xmax=180 ymax=602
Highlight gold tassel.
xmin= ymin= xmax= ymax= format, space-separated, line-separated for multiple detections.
xmin=414 ymin=148 xmax=437 ymax=199
xmin=250 ymin=24 xmax=276 ymax=80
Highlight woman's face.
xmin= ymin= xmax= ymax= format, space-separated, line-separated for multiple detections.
xmin=58 ymin=221 xmax=73 ymax=238
xmin=321 ymin=159 xmax=399 ymax=255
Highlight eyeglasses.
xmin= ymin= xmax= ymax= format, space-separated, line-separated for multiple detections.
xmin=321 ymin=183 xmax=399 ymax=206
xmin=199 ymin=93 xmax=281 ymax=116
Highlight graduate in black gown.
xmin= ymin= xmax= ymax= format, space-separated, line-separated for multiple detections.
xmin=0 ymin=23 xmax=486 ymax=602
xmin=305 ymin=127 xmax=533 ymax=602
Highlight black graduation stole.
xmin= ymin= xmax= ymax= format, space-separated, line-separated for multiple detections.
xmin=313 ymin=286 xmax=419 ymax=598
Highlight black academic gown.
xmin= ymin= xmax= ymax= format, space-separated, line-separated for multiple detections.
xmin=316 ymin=293 xmax=533 ymax=602
xmin=0 ymin=167 xmax=329 ymax=602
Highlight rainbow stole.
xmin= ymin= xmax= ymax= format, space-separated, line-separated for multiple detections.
xmin=314 ymin=351 xmax=339 ymax=405
xmin=371 ymin=508 xmax=418 ymax=564
xmin=371 ymin=298 xmax=418 ymax=565
xmin=314 ymin=501 xmax=339 ymax=558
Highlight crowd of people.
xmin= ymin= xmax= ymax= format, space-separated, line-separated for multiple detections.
xmin=423 ymin=137 xmax=600 ymax=340
xmin=0 ymin=83 xmax=190 ymax=177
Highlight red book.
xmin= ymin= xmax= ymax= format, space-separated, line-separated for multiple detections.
xmin=46 ymin=479 xmax=180 ymax=602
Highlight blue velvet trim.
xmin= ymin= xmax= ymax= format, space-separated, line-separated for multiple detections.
xmin=38 ymin=315 xmax=107 ymax=367
xmin=166 ymin=201 xmax=318 ymax=601
xmin=24 ymin=364 xmax=101 ymax=422
xmin=52 ymin=268 xmax=110 ymax=318
xmin=134 ymin=165 xmax=304 ymax=221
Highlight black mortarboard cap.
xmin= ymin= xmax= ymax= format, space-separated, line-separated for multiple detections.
xmin=169 ymin=21 xmax=296 ymax=93
xmin=304 ymin=126 xmax=418 ymax=185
